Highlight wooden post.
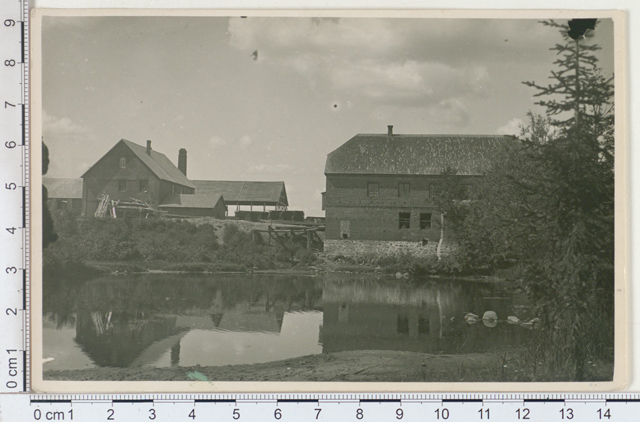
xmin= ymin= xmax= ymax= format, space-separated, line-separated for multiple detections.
xmin=307 ymin=229 xmax=312 ymax=250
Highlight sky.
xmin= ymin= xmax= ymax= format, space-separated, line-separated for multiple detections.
xmin=41 ymin=15 xmax=614 ymax=217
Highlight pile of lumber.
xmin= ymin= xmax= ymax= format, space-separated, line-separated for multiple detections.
xmin=94 ymin=196 xmax=165 ymax=218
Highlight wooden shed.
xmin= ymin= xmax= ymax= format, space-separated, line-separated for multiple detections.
xmin=192 ymin=180 xmax=288 ymax=214
xmin=43 ymin=177 xmax=83 ymax=211
xmin=158 ymin=193 xmax=226 ymax=218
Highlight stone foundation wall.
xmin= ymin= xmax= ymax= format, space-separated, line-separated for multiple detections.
xmin=325 ymin=239 xmax=443 ymax=260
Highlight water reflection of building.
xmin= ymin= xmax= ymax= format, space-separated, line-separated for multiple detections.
xmin=217 ymin=304 xmax=285 ymax=333
xmin=74 ymin=311 xmax=187 ymax=367
xmin=68 ymin=276 xmax=320 ymax=368
xmin=321 ymin=279 xmax=527 ymax=355
xmin=321 ymin=280 xmax=463 ymax=353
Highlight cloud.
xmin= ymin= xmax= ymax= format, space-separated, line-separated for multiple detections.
xmin=427 ymin=98 xmax=470 ymax=127
xmin=238 ymin=135 xmax=253 ymax=149
xmin=209 ymin=136 xmax=229 ymax=147
xmin=496 ymin=118 xmax=524 ymax=135
xmin=43 ymin=110 xmax=87 ymax=136
xmin=249 ymin=163 xmax=294 ymax=174
xmin=210 ymin=135 xmax=252 ymax=149
xmin=229 ymin=17 xmax=553 ymax=66
xmin=331 ymin=61 xmax=489 ymax=105
xmin=227 ymin=17 xmax=520 ymax=108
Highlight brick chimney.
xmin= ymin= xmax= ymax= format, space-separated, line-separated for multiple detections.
xmin=146 ymin=140 xmax=152 ymax=155
xmin=178 ymin=148 xmax=187 ymax=176
xmin=387 ymin=125 xmax=393 ymax=136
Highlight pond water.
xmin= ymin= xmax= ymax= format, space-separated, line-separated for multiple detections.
xmin=42 ymin=273 xmax=533 ymax=371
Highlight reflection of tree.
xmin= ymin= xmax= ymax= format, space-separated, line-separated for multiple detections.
xmin=44 ymin=274 xmax=323 ymax=317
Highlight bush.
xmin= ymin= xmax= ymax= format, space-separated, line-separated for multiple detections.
xmin=294 ymin=248 xmax=316 ymax=265
xmin=43 ymin=217 xmax=221 ymax=266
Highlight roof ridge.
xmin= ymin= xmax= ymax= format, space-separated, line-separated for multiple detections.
xmin=193 ymin=179 xmax=285 ymax=183
xmin=325 ymin=134 xmax=518 ymax=176
xmin=120 ymin=139 xmax=195 ymax=189
xmin=356 ymin=133 xmax=516 ymax=138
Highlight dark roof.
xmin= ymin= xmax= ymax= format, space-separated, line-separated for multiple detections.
xmin=159 ymin=194 xmax=225 ymax=209
xmin=121 ymin=140 xmax=195 ymax=188
xmin=82 ymin=139 xmax=195 ymax=189
xmin=43 ymin=178 xmax=83 ymax=199
xmin=192 ymin=180 xmax=288 ymax=206
xmin=325 ymin=133 xmax=517 ymax=176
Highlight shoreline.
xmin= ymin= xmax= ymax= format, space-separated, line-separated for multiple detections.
xmin=43 ymin=259 xmax=507 ymax=283
xmin=43 ymin=350 xmax=613 ymax=383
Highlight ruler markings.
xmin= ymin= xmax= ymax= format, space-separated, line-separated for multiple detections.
xmin=606 ymin=398 xmax=640 ymax=402
xmin=442 ymin=398 xmax=483 ymax=402
xmin=360 ymin=398 xmax=402 ymax=402
xmin=31 ymin=399 xmax=73 ymax=403
xmin=112 ymin=399 xmax=154 ymax=403
xmin=21 ymin=103 xmax=25 ymax=144
xmin=277 ymin=399 xmax=318 ymax=403
xmin=194 ymin=399 xmax=237 ymax=403
xmin=524 ymin=398 xmax=565 ymax=402
xmin=21 ymin=0 xmax=29 ymax=392
xmin=20 ymin=20 xmax=24 ymax=63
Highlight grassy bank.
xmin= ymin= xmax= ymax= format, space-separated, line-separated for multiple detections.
xmin=44 ymin=211 xmax=319 ymax=274
xmin=45 ymin=211 xmax=480 ymax=277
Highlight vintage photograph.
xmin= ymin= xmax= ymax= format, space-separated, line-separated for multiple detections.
xmin=32 ymin=10 xmax=625 ymax=391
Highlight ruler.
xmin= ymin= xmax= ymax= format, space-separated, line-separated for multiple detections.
xmin=0 ymin=0 xmax=29 ymax=394
xmin=0 ymin=393 xmax=639 ymax=421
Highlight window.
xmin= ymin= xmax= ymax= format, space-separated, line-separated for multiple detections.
xmin=420 ymin=213 xmax=432 ymax=229
xmin=418 ymin=317 xmax=430 ymax=335
xmin=367 ymin=182 xmax=379 ymax=197
xmin=429 ymin=183 xmax=442 ymax=198
xmin=119 ymin=157 xmax=126 ymax=168
xmin=139 ymin=180 xmax=148 ymax=192
xmin=118 ymin=180 xmax=127 ymax=192
xmin=340 ymin=221 xmax=350 ymax=239
xmin=398 ymin=183 xmax=410 ymax=197
xmin=399 ymin=212 xmax=411 ymax=229
xmin=172 ymin=184 xmax=178 ymax=194
xmin=397 ymin=315 xmax=409 ymax=335
xmin=461 ymin=184 xmax=472 ymax=199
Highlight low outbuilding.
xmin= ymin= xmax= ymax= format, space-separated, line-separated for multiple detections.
xmin=43 ymin=177 xmax=83 ymax=211
xmin=158 ymin=193 xmax=226 ymax=218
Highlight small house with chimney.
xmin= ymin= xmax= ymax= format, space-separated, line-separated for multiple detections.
xmin=323 ymin=126 xmax=516 ymax=258
xmin=81 ymin=139 xmax=196 ymax=217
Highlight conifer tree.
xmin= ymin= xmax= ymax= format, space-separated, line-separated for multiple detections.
xmin=519 ymin=19 xmax=615 ymax=380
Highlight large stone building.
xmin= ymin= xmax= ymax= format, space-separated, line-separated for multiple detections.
xmin=323 ymin=126 xmax=515 ymax=258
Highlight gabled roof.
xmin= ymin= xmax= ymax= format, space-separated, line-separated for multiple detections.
xmin=43 ymin=178 xmax=83 ymax=199
xmin=325 ymin=133 xmax=518 ymax=176
xmin=193 ymin=180 xmax=288 ymax=206
xmin=82 ymin=139 xmax=195 ymax=189
xmin=159 ymin=193 xmax=225 ymax=209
